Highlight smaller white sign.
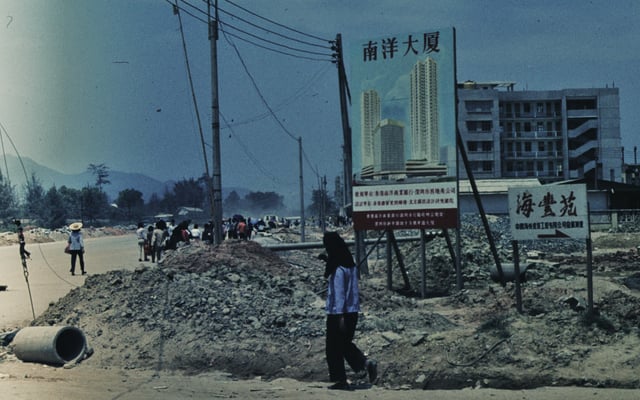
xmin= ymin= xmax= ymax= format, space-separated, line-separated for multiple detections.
xmin=508 ymin=184 xmax=589 ymax=240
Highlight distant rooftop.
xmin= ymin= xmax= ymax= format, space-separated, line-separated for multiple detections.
xmin=457 ymin=80 xmax=516 ymax=91
xmin=459 ymin=178 xmax=541 ymax=194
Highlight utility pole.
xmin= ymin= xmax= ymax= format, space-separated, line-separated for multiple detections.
xmin=333 ymin=34 xmax=366 ymax=269
xmin=209 ymin=0 xmax=223 ymax=245
xmin=333 ymin=34 xmax=352 ymax=212
xmin=299 ymin=137 xmax=306 ymax=242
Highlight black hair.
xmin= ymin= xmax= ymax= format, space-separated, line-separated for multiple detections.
xmin=322 ymin=231 xmax=355 ymax=278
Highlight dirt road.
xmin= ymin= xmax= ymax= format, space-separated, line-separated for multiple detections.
xmin=0 ymin=235 xmax=139 ymax=328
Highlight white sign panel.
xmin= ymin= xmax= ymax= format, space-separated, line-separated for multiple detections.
xmin=353 ymin=181 xmax=457 ymax=230
xmin=508 ymin=184 xmax=589 ymax=240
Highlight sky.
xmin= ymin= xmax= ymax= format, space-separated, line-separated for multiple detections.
xmin=1 ymin=0 xmax=639 ymax=208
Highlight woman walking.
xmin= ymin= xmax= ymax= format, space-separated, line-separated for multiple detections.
xmin=320 ymin=231 xmax=377 ymax=390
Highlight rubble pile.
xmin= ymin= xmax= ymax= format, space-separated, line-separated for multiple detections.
xmin=22 ymin=218 xmax=640 ymax=389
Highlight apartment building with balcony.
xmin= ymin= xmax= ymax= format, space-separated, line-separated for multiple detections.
xmin=457 ymin=81 xmax=622 ymax=183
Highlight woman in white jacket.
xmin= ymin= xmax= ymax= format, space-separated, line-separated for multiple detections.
xmin=321 ymin=231 xmax=377 ymax=390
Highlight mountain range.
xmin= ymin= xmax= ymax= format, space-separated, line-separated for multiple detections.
xmin=0 ymin=154 xmax=247 ymax=203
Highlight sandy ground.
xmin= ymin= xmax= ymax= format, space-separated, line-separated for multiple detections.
xmin=2 ymin=230 xmax=640 ymax=399
xmin=2 ymin=360 xmax=640 ymax=400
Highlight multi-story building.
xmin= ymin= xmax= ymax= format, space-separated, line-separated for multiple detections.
xmin=410 ymin=57 xmax=439 ymax=166
xmin=360 ymin=89 xmax=381 ymax=172
xmin=373 ymin=119 xmax=405 ymax=179
xmin=457 ymin=81 xmax=622 ymax=183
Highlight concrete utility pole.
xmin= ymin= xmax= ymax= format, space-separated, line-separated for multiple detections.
xmin=209 ymin=0 xmax=223 ymax=244
xmin=299 ymin=137 xmax=306 ymax=242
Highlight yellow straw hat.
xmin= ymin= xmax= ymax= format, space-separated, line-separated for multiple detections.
xmin=69 ymin=222 xmax=83 ymax=231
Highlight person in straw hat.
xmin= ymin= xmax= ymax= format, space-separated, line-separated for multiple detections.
xmin=68 ymin=222 xmax=86 ymax=275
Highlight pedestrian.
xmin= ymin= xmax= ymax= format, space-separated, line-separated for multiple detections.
xmin=191 ymin=223 xmax=201 ymax=240
xmin=320 ymin=231 xmax=377 ymax=390
xmin=136 ymin=222 xmax=148 ymax=261
xmin=17 ymin=226 xmax=31 ymax=260
xmin=202 ymin=222 xmax=213 ymax=243
xmin=68 ymin=222 xmax=86 ymax=275
xmin=146 ymin=225 xmax=155 ymax=262
xmin=152 ymin=220 xmax=167 ymax=263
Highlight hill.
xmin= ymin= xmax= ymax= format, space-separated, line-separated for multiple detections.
xmin=0 ymin=154 xmax=248 ymax=203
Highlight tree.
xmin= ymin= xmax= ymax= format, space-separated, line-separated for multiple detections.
xmin=244 ymin=191 xmax=284 ymax=212
xmin=81 ymin=186 xmax=109 ymax=224
xmin=87 ymin=163 xmax=111 ymax=190
xmin=307 ymin=188 xmax=337 ymax=218
xmin=171 ymin=178 xmax=205 ymax=209
xmin=146 ymin=192 xmax=162 ymax=215
xmin=23 ymin=173 xmax=46 ymax=222
xmin=116 ymin=188 xmax=144 ymax=221
xmin=223 ymin=190 xmax=242 ymax=212
xmin=42 ymin=186 xmax=67 ymax=229
xmin=59 ymin=186 xmax=82 ymax=219
xmin=0 ymin=171 xmax=16 ymax=222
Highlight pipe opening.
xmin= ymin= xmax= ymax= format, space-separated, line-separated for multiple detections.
xmin=55 ymin=327 xmax=86 ymax=363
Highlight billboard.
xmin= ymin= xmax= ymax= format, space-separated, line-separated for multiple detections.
xmin=508 ymin=184 xmax=589 ymax=240
xmin=353 ymin=181 xmax=457 ymax=230
xmin=346 ymin=28 xmax=457 ymax=182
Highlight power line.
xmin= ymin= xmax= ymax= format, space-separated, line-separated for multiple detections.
xmin=220 ymin=63 xmax=332 ymax=129
xmin=173 ymin=0 xmax=334 ymax=60
xmin=220 ymin=27 xmax=322 ymax=180
xmin=223 ymin=0 xmax=332 ymax=43
xmin=219 ymin=111 xmax=285 ymax=185
xmin=220 ymin=26 xmax=334 ymax=62
xmin=220 ymin=27 xmax=298 ymax=142
xmin=220 ymin=20 xmax=332 ymax=58
xmin=217 ymin=6 xmax=331 ymax=50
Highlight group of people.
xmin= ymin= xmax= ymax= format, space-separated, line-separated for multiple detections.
xmin=136 ymin=219 xmax=214 ymax=263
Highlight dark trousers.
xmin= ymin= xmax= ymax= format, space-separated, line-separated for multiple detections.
xmin=70 ymin=250 xmax=85 ymax=273
xmin=326 ymin=312 xmax=366 ymax=382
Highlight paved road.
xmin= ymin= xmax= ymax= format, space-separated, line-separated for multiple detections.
xmin=0 ymin=234 xmax=140 ymax=329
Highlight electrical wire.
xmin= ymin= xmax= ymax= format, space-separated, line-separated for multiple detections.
xmin=223 ymin=0 xmax=332 ymax=43
xmin=219 ymin=111 xmax=284 ymax=184
xmin=219 ymin=27 xmax=298 ymax=142
xmin=220 ymin=26 xmax=322 ymax=181
xmin=174 ymin=1 xmax=213 ymax=201
xmin=169 ymin=0 xmax=335 ymax=61
xmin=220 ymin=22 xmax=333 ymax=60
xmin=221 ymin=63 xmax=332 ymax=129
xmin=216 ymin=6 xmax=331 ymax=50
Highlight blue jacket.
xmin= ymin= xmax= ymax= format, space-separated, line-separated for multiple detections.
xmin=325 ymin=265 xmax=360 ymax=315
xmin=68 ymin=231 xmax=84 ymax=251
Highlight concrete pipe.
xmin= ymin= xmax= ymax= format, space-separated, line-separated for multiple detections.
xmin=489 ymin=263 xmax=529 ymax=283
xmin=12 ymin=326 xmax=87 ymax=365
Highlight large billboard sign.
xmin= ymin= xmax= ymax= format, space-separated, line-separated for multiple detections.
xmin=508 ymin=184 xmax=589 ymax=240
xmin=346 ymin=28 xmax=457 ymax=183
xmin=353 ymin=181 xmax=457 ymax=230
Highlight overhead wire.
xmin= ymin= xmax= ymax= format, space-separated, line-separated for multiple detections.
xmin=170 ymin=0 xmax=335 ymax=61
xmin=219 ymin=25 xmax=321 ymax=179
xmin=223 ymin=0 xmax=332 ymax=43
xmin=221 ymin=62 xmax=332 ymax=129
xmin=216 ymin=6 xmax=331 ymax=50
xmin=173 ymin=0 xmax=213 ymax=203
xmin=169 ymin=1 xmax=297 ymax=186
xmin=172 ymin=0 xmax=330 ymax=185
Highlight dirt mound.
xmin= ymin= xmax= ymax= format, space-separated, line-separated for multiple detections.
xmin=23 ymin=227 xmax=640 ymax=390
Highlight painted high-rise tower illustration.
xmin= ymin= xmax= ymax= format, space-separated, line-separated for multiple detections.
xmin=360 ymin=89 xmax=381 ymax=173
xmin=409 ymin=57 xmax=439 ymax=165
